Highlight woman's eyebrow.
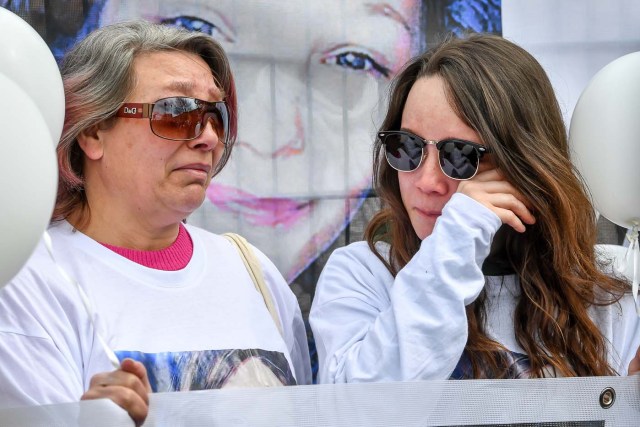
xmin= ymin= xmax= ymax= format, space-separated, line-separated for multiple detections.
xmin=366 ymin=2 xmax=412 ymax=34
xmin=165 ymin=80 xmax=225 ymax=100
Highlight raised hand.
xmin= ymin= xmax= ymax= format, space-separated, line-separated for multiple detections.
xmin=456 ymin=169 xmax=536 ymax=233
xmin=81 ymin=358 xmax=152 ymax=426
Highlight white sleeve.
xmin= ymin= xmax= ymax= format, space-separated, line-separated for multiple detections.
xmin=593 ymin=244 xmax=640 ymax=375
xmin=0 ymin=332 xmax=83 ymax=408
xmin=254 ymin=246 xmax=312 ymax=385
xmin=607 ymin=295 xmax=640 ymax=376
xmin=310 ymin=194 xmax=501 ymax=383
xmin=0 ymin=264 xmax=85 ymax=408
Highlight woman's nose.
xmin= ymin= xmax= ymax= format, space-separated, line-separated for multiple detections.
xmin=413 ymin=146 xmax=449 ymax=194
xmin=188 ymin=117 xmax=220 ymax=151
xmin=234 ymin=60 xmax=306 ymax=158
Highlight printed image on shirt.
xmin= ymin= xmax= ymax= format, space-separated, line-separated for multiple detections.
xmin=450 ymin=350 xmax=542 ymax=380
xmin=116 ymin=348 xmax=296 ymax=392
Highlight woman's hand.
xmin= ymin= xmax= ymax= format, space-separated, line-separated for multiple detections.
xmin=81 ymin=358 xmax=152 ymax=426
xmin=456 ymin=169 xmax=536 ymax=233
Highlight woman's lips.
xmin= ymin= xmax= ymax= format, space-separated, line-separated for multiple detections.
xmin=176 ymin=163 xmax=211 ymax=181
xmin=206 ymin=183 xmax=312 ymax=228
xmin=415 ymin=207 xmax=442 ymax=219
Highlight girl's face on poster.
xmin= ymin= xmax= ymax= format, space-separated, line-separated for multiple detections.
xmin=100 ymin=0 xmax=418 ymax=281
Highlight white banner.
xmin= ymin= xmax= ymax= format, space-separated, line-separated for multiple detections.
xmin=1 ymin=376 xmax=639 ymax=426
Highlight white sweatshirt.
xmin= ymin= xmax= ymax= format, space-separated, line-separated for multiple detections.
xmin=310 ymin=194 xmax=640 ymax=383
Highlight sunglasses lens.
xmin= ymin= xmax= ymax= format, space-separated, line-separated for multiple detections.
xmin=204 ymin=102 xmax=229 ymax=144
xmin=150 ymin=98 xmax=228 ymax=142
xmin=439 ymin=140 xmax=480 ymax=180
xmin=383 ymin=133 xmax=423 ymax=172
xmin=150 ymin=97 xmax=202 ymax=140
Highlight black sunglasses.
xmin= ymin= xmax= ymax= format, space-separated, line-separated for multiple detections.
xmin=115 ymin=96 xmax=229 ymax=144
xmin=379 ymin=130 xmax=491 ymax=180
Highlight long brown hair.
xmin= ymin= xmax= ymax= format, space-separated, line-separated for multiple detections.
xmin=365 ymin=33 xmax=628 ymax=378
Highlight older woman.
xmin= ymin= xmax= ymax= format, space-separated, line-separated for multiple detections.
xmin=0 ymin=21 xmax=310 ymax=424
xmin=310 ymin=33 xmax=640 ymax=383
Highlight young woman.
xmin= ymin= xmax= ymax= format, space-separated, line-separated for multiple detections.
xmin=310 ymin=33 xmax=640 ymax=383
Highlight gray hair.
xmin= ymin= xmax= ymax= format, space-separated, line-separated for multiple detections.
xmin=54 ymin=20 xmax=237 ymax=222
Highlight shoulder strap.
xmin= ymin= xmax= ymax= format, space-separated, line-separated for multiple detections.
xmin=223 ymin=233 xmax=284 ymax=337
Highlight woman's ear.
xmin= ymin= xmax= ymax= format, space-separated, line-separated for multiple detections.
xmin=77 ymin=124 xmax=105 ymax=160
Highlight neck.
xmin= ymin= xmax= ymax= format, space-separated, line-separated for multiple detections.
xmin=68 ymin=207 xmax=183 ymax=251
xmin=76 ymin=176 xmax=190 ymax=249
xmin=101 ymin=223 xmax=193 ymax=270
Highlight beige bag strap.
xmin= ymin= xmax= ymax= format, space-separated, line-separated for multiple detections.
xmin=223 ymin=233 xmax=284 ymax=337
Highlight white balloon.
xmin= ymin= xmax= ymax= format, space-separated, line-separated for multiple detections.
xmin=570 ymin=52 xmax=640 ymax=229
xmin=0 ymin=74 xmax=58 ymax=287
xmin=0 ymin=7 xmax=65 ymax=145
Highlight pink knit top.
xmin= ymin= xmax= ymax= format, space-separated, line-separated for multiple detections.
xmin=100 ymin=223 xmax=193 ymax=271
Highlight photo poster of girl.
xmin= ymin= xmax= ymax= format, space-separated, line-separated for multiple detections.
xmin=2 ymin=0 xmax=501 ymax=381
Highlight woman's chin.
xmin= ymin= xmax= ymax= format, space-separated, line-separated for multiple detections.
xmin=173 ymin=192 xmax=208 ymax=217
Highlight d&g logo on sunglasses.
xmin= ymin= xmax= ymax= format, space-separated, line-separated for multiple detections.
xmin=123 ymin=107 xmax=138 ymax=115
